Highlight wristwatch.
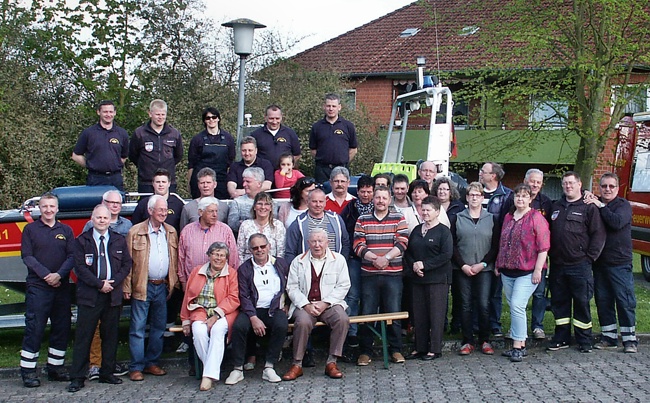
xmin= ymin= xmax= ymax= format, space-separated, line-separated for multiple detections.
xmin=481 ymin=262 xmax=487 ymax=269
xmin=599 ymin=202 xmax=606 ymax=208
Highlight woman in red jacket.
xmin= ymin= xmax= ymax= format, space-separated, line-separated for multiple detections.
xmin=181 ymin=242 xmax=240 ymax=391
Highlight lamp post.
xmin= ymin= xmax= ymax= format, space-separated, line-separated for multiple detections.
xmin=222 ymin=18 xmax=266 ymax=151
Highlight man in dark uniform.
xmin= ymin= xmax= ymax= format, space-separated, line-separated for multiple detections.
xmin=547 ymin=171 xmax=605 ymax=353
xmin=187 ymin=107 xmax=235 ymax=200
xmin=226 ymin=136 xmax=273 ymax=198
xmin=309 ymin=93 xmax=358 ymax=184
xmin=20 ymin=193 xmax=75 ymax=388
xmin=72 ymin=100 xmax=129 ymax=191
xmin=129 ymin=99 xmax=183 ymax=193
xmin=584 ymin=172 xmax=638 ymax=353
xmin=67 ymin=205 xmax=132 ymax=392
xmin=250 ymin=105 xmax=301 ymax=169
xmin=131 ymin=168 xmax=184 ymax=233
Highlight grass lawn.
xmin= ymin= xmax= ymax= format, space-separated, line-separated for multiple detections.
xmin=0 ymin=254 xmax=649 ymax=369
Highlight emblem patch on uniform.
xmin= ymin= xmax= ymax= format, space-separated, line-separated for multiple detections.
xmin=109 ymin=138 xmax=120 ymax=144
xmin=145 ymin=142 xmax=154 ymax=152
xmin=85 ymin=254 xmax=94 ymax=266
xmin=55 ymin=234 xmax=66 ymax=240
xmin=168 ymin=209 xmax=174 ymax=215
xmin=277 ymin=137 xmax=287 ymax=143
xmin=334 ymin=129 xmax=344 ymax=135
xmin=551 ymin=210 xmax=559 ymax=220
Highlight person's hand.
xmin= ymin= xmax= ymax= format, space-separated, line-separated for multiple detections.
xmin=532 ymin=269 xmax=542 ymax=284
xmin=494 ymin=267 xmax=501 ymax=277
xmin=303 ymin=303 xmax=320 ymax=317
xmin=205 ymin=315 xmax=219 ymax=332
xmin=470 ymin=263 xmax=485 ymax=275
xmin=280 ymin=166 xmax=289 ymax=176
xmin=583 ymin=190 xmax=599 ymax=205
xmin=182 ymin=324 xmax=191 ymax=336
xmin=44 ymin=273 xmax=61 ymax=287
xmin=123 ymin=292 xmax=131 ymax=300
xmin=250 ymin=316 xmax=267 ymax=337
xmin=166 ymin=287 xmax=174 ymax=301
xmin=374 ymin=256 xmax=389 ymax=270
xmin=461 ymin=264 xmax=474 ymax=277
xmin=100 ymin=280 xmax=114 ymax=293
xmin=413 ymin=261 xmax=424 ymax=277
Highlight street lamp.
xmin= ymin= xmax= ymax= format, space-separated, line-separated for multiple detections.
xmin=222 ymin=18 xmax=266 ymax=150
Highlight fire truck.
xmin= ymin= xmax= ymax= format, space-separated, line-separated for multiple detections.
xmin=613 ymin=112 xmax=650 ymax=281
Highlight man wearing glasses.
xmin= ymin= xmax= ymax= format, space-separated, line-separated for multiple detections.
xmin=225 ymin=234 xmax=289 ymax=385
xmin=584 ymin=173 xmax=637 ymax=353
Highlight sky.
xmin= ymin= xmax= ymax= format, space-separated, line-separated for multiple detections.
xmin=206 ymin=0 xmax=416 ymax=56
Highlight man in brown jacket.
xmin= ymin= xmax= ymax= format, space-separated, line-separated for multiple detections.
xmin=124 ymin=195 xmax=179 ymax=381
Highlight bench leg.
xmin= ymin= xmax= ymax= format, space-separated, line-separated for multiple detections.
xmin=194 ymin=348 xmax=202 ymax=380
xmin=381 ymin=321 xmax=389 ymax=369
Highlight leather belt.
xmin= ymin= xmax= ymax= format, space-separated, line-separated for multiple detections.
xmin=89 ymin=170 xmax=120 ymax=176
xmin=148 ymin=279 xmax=166 ymax=285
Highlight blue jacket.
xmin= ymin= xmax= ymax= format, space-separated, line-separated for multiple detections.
xmin=284 ymin=211 xmax=349 ymax=264
xmin=237 ymin=256 xmax=289 ymax=318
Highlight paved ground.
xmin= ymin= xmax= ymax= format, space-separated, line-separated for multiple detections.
xmin=1 ymin=343 xmax=648 ymax=403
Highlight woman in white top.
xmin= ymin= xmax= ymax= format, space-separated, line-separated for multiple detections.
xmin=237 ymin=192 xmax=286 ymax=263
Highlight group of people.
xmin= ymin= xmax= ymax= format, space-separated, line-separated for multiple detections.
xmin=19 ymin=92 xmax=637 ymax=392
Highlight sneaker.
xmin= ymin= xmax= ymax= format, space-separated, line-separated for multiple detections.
xmin=459 ymin=343 xmax=475 ymax=355
xmin=262 ymin=367 xmax=281 ymax=383
xmin=481 ymin=342 xmax=495 ymax=355
xmin=357 ymin=354 xmax=371 ymax=366
xmin=391 ymin=352 xmax=405 ymax=363
xmin=533 ymin=328 xmax=546 ymax=340
xmin=176 ymin=342 xmax=189 ymax=353
xmin=593 ymin=341 xmax=618 ymax=350
xmin=224 ymin=369 xmax=244 ymax=385
xmin=87 ymin=366 xmax=100 ymax=381
xmin=492 ymin=328 xmax=504 ymax=338
xmin=346 ymin=335 xmax=359 ymax=348
xmin=578 ymin=344 xmax=592 ymax=353
xmin=504 ymin=330 xmax=512 ymax=339
xmin=624 ymin=344 xmax=638 ymax=354
xmin=509 ymin=348 xmax=523 ymax=362
xmin=113 ymin=363 xmax=129 ymax=377
xmin=547 ymin=340 xmax=569 ymax=351
xmin=502 ymin=347 xmax=527 ymax=358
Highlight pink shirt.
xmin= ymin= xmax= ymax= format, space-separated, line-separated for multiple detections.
xmin=178 ymin=221 xmax=240 ymax=284
xmin=273 ymin=169 xmax=305 ymax=198
xmin=496 ymin=209 xmax=550 ymax=272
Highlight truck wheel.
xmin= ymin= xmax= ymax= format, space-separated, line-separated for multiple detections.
xmin=642 ymin=255 xmax=650 ymax=282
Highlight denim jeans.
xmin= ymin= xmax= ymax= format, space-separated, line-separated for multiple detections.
xmin=345 ymin=258 xmax=362 ymax=336
xmin=129 ymin=282 xmax=168 ymax=371
xmin=359 ymin=274 xmax=403 ymax=355
xmin=530 ymin=269 xmax=548 ymax=331
xmin=457 ymin=270 xmax=491 ymax=344
xmin=501 ymin=273 xmax=537 ymax=342
xmin=593 ymin=263 xmax=637 ymax=345
xmin=489 ymin=271 xmax=502 ymax=332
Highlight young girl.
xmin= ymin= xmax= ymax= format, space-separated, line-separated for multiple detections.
xmin=273 ymin=153 xmax=304 ymax=198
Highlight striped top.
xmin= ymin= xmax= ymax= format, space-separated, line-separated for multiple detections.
xmin=353 ymin=211 xmax=409 ymax=274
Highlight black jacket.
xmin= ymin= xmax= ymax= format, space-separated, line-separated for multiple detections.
xmin=595 ymin=196 xmax=633 ymax=267
xmin=237 ymin=257 xmax=289 ymax=318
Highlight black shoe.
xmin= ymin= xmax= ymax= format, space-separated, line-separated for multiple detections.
xmin=346 ymin=335 xmax=359 ymax=348
xmin=99 ymin=374 xmax=123 ymax=384
xmin=492 ymin=328 xmax=504 ymax=338
xmin=405 ymin=352 xmax=426 ymax=360
xmin=113 ymin=362 xmax=129 ymax=377
xmin=547 ymin=340 xmax=569 ymax=351
xmin=578 ymin=344 xmax=592 ymax=353
xmin=48 ymin=368 xmax=71 ymax=382
xmin=67 ymin=379 xmax=85 ymax=393
xmin=509 ymin=348 xmax=523 ymax=362
xmin=303 ymin=351 xmax=316 ymax=368
xmin=22 ymin=372 xmax=40 ymax=388
xmin=421 ymin=353 xmax=441 ymax=361
xmin=502 ymin=347 xmax=527 ymax=358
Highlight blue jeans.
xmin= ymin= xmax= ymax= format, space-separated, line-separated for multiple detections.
xmin=129 ymin=282 xmax=168 ymax=371
xmin=457 ymin=270 xmax=491 ymax=344
xmin=501 ymin=273 xmax=537 ymax=342
xmin=593 ymin=263 xmax=637 ymax=345
xmin=345 ymin=258 xmax=362 ymax=336
xmin=359 ymin=274 xmax=403 ymax=355
xmin=489 ymin=271 xmax=502 ymax=332
xmin=531 ymin=270 xmax=548 ymax=331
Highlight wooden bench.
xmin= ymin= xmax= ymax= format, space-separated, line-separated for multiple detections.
xmin=288 ymin=311 xmax=409 ymax=369
xmin=171 ymin=311 xmax=409 ymax=375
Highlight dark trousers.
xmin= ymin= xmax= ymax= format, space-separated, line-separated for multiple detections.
xmin=69 ymin=293 xmax=121 ymax=380
xmin=457 ymin=270 xmax=492 ymax=344
xmin=412 ymin=283 xmax=448 ymax=354
xmin=20 ymin=284 xmax=72 ymax=375
xmin=230 ymin=309 xmax=288 ymax=367
xmin=86 ymin=171 xmax=124 ymax=191
xmin=549 ymin=263 xmax=594 ymax=346
xmin=449 ymin=273 xmax=462 ymax=331
xmin=489 ymin=271 xmax=502 ymax=332
xmin=593 ymin=263 xmax=637 ymax=345
xmin=531 ymin=269 xmax=548 ymax=331
xmin=359 ymin=275 xmax=403 ymax=355
xmin=314 ymin=162 xmax=348 ymax=184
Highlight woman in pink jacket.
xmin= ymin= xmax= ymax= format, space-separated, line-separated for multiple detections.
xmin=181 ymin=242 xmax=240 ymax=391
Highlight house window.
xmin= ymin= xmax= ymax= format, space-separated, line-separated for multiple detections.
xmin=611 ymin=85 xmax=650 ymax=114
xmin=529 ymin=97 xmax=568 ymax=130
xmin=344 ymin=90 xmax=356 ymax=111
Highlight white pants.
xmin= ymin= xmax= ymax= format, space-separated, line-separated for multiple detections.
xmin=192 ymin=318 xmax=228 ymax=380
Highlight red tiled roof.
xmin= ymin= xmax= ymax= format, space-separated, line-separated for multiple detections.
xmin=291 ymin=0 xmax=534 ymax=75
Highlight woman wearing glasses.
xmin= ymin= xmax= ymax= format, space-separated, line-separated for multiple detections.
xmin=181 ymin=242 xmax=240 ymax=391
xmin=451 ymin=182 xmax=499 ymax=356
xmin=237 ymin=192 xmax=286 ymax=263
xmin=187 ymin=107 xmax=236 ymax=199
xmin=277 ymin=177 xmax=317 ymax=228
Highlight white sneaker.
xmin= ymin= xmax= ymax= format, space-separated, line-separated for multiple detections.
xmin=224 ymin=369 xmax=244 ymax=385
xmin=176 ymin=342 xmax=189 ymax=353
xmin=533 ymin=328 xmax=546 ymax=339
xmin=262 ymin=367 xmax=281 ymax=383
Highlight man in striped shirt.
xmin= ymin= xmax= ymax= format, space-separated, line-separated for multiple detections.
xmin=353 ymin=186 xmax=409 ymax=366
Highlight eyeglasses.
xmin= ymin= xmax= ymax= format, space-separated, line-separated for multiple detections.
xmin=467 ymin=194 xmax=483 ymax=198
xmin=479 ymin=170 xmax=494 ymax=174
xmin=104 ymin=200 xmax=122 ymax=205
xmin=250 ymin=244 xmax=268 ymax=251
xmin=255 ymin=202 xmax=272 ymax=207
xmin=600 ymin=184 xmax=618 ymax=189
xmin=204 ymin=115 xmax=219 ymax=121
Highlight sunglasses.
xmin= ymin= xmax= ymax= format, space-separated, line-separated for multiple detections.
xmin=251 ymin=244 xmax=268 ymax=251
xmin=600 ymin=184 xmax=617 ymax=189
xmin=205 ymin=115 xmax=219 ymax=121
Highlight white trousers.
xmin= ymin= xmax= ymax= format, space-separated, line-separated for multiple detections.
xmin=192 ymin=318 xmax=228 ymax=380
